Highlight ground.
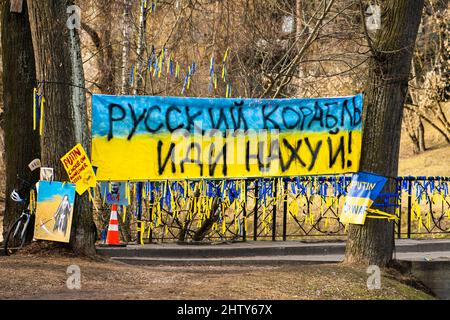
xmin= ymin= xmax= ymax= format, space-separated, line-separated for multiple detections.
xmin=0 ymin=249 xmax=433 ymax=300
xmin=0 ymin=110 xmax=448 ymax=300
xmin=398 ymin=120 xmax=450 ymax=176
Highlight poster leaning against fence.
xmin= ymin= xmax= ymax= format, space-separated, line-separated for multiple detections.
xmin=91 ymin=94 xmax=363 ymax=181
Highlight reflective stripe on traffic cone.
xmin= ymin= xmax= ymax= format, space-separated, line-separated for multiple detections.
xmin=106 ymin=204 xmax=123 ymax=246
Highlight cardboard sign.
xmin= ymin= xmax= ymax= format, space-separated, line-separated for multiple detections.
xmin=100 ymin=182 xmax=129 ymax=205
xmin=60 ymin=143 xmax=97 ymax=195
xmin=339 ymin=172 xmax=387 ymax=225
xmin=34 ymin=181 xmax=76 ymax=243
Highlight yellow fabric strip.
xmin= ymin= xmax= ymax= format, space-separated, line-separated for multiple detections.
xmin=366 ymin=208 xmax=397 ymax=218
xmin=39 ymin=96 xmax=45 ymax=136
xmin=365 ymin=208 xmax=398 ymax=221
xmin=33 ymin=88 xmax=37 ymax=130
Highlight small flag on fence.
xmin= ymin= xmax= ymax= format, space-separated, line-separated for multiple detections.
xmin=339 ymin=172 xmax=387 ymax=225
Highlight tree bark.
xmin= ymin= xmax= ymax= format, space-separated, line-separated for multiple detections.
xmin=404 ymin=109 xmax=426 ymax=154
xmin=344 ymin=0 xmax=425 ymax=266
xmin=120 ymin=0 xmax=132 ymax=95
xmin=405 ymin=57 xmax=426 ymax=153
xmin=1 ymin=0 xmax=40 ymax=239
xmin=27 ymin=0 xmax=95 ymax=255
xmin=97 ymin=0 xmax=116 ymax=94
xmin=133 ymin=1 xmax=148 ymax=95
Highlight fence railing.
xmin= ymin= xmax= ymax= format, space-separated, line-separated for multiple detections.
xmin=396 ymin=176 xmax=450 ymax=238
xmin=97 ymin=176 xmax=450 ymax=243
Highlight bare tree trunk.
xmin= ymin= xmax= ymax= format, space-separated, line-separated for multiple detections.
xmin=82 ymin=15 xmax=115 ymax=94
xmin=417 ymin=119 xmax=426 ymax=151
xmin=98 ymin=0 xmax=116 ymax=94
xmin=404 ymin=109 xmax=426 ymax=153
xmin=405 ymin=57 xmax=426 ymax=153
xmin=295 ymin=0 xmax=306 ymax=78
xmin=116 ymin=0 xmax=134 ymax=242
xmin=133 ymin=1 xmax=148 ymax=95
xmin=192 ymin=198 xmax=221 ymax=242
xmin=1 ymin=0 xmax=40 ymax=239
xmin=27 ymin=0 xmax=95 ymax=255
xmin=405 ymin=103 xmax=450 ymax=144
xmin=345 ymin=0 xmax=425 ymax=266
xmin=120 ymin=0 xmax=132 ymax=95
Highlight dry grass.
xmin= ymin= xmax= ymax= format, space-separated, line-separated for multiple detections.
xmin=0 ymin=252 xmax=433 ymax=300
xmin=398 ymin=104 xmax=450 ymax=176
xmin=399 ymin=144 xmax=450 ymax=176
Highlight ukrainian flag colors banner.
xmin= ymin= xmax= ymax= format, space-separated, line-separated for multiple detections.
xmin=92 ymin=94 xmax=363 ymax=181
xmin=339 ymin=172 xmax=388 ymax=225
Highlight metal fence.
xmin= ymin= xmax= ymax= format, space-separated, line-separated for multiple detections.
xmin=396 ymin=176 xmax=450 ymax=238
xmin=97 ymin=176 xmax=450 ymax=243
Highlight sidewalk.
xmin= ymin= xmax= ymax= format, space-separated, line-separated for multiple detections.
xmin=97 ymin=239 xmax=450 ymax=266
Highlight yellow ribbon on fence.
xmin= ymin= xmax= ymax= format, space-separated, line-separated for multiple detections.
xmin=221 ymin=218 xmax=226 ymax=234
xmin=147 ymin=221 xmax=152 ymax=239
xmin=122 ymin=205 xmax=127 ymax=223
xmin=365 ymin=208 xmax=399 ymax=221
xmin=125 ymin=182 xmax=131 ymax=206
xmin=88 ymin=188 xmax=98 ymax=211
xmin=136 ymin=220 xmax=144 ymax=245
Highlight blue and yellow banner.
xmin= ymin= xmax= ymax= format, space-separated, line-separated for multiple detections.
xmin=339 ymin=172 xmax=388 ymax=225
xmin=92 ymin=94 xmax=363 ymax=181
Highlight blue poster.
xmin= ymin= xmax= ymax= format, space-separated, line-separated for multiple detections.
xmin=34 ymin=181 xmax=76 ymax=243
xmin=340 ymin=172 xmax=388 ymax=225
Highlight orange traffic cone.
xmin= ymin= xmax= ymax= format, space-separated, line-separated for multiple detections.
xmin=105 ymin=204 xmax=126 ymax=247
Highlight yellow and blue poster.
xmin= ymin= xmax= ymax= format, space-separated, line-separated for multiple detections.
xmin=60 ymin=143 xmax=97 ymax=195
xmin=34 ymin=181 xmax=76 ymax=243
xmin=339 ymin=172 xmax=388 ymax=225
xmin=100 ymin=182 xmax=129 ymax=205
xmin=92 ymin=94 xmax=363 ymax=181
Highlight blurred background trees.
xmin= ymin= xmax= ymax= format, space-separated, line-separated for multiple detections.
xmin=77 ymin=0 xmax=447 ymax=148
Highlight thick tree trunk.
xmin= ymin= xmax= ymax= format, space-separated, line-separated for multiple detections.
xmin=344 ymin=0 xmax=425 ymax=266
xmin=27 ymin=0 xmax=95 ymax=255
xmin=1 ymin=0 xmax=40 ymax=239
